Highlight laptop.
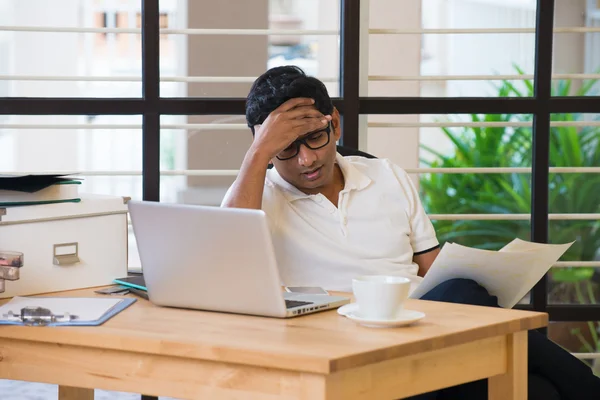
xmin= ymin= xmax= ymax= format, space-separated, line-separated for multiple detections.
xmin=127 ymin=201 xmax=350 ymax=318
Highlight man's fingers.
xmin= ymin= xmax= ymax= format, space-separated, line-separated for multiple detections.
xmin=290 ymin=116 xmax=328 ymax=127
xmin=286 ymin=106 xmax=327 ymax=120
xmin=276 ymin=97 xmax=315 ymax=112
xmin=291 ymin=118 xmax=330 ymax=135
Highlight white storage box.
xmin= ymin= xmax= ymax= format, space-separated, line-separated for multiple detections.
xmin=0 ymin=194 xmax=129 ymax=298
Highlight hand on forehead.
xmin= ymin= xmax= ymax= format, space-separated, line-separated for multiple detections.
xmin=290 ymin=106 xmax=321 ymax=121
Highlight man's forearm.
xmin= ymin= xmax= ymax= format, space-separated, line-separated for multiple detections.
xmin=221 ymin=148 xmax=271 ymax=210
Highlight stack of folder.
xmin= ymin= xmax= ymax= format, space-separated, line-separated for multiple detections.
xmin=0 ymin=174 xmax=83 ymax=207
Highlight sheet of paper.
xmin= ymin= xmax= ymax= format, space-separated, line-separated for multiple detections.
xmin=501 ymin=238 xmax=556 ymax=253
xmin=0 ymin=296 xmax=123 ymax=322
xmin=409 ymin=240 xmax=573 ymax=308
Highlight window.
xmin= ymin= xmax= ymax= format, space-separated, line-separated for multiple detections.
xmin=1 ymin=0 xmax=598 ymax=368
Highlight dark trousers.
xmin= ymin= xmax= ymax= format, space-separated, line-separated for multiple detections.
xmin=404 ymin=279 xmax=600 ymax=400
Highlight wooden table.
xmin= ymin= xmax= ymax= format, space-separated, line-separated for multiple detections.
xmin=0 ymin=287 xmax=547 ymax=400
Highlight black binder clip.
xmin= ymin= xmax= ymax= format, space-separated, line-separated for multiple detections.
xmin=2 ymin=306 xmax=78 ymax=326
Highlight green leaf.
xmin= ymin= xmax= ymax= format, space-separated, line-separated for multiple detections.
xmin=419 ymin=64 xmax=600 ymax=289
xmin=551 ymin=268 xmax=595 ymax=282
xmin=513 ymin=64 xmax=534 ymax=94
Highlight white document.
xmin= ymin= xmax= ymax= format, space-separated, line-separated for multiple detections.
xmin=409 ymin=239 xmax=574 ymax=308
xmin=0 ymin=296 xmax=123 ymax=322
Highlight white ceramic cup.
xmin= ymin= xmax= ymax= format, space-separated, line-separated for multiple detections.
xmin=352 ymin=275 xmax=411 ymax=320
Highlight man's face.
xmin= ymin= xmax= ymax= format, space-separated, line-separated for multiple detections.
xmin=271 ymin=106 xmax=342 ymax=194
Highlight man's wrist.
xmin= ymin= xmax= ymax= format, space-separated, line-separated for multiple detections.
xmin=245 ymin=145 xmax=273 ymax=168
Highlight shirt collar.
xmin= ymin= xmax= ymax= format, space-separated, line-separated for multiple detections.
xmin=336 ymin=152 xmax=371 ymax=191
xmin=266 ymin=152 xmax=372 ymax=202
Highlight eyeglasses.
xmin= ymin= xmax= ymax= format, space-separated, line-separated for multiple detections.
xmin=276 ymin=122 xmax=332 ymax=161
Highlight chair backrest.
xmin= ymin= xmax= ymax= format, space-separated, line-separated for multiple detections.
xmin=336 ymin=145 xmax=377 ymax=159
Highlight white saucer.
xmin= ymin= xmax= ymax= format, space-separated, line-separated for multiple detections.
xmin=337 ymin=302 xmax=358 ymax=316
xmin=337 ymin=303 xmax=425 ymax=328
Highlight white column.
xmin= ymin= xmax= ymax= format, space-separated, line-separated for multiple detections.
xmin=554 ymin=0 xmax=586 ymax=75
xmin=11 ymin=0 xmax=82 ymax=172
xmin=180 ymin=0 xmax=269 ymax=205
xmin=366 ymin=0 xmax=422 ymax=172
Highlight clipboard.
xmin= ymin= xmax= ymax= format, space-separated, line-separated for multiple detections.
xmin=0 ymin=296 xmax=136 ymax=326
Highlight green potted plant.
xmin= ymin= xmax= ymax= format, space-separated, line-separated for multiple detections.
xmin=419 ymin=66 xmax=600 ymax=370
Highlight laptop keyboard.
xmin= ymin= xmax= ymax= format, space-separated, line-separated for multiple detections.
xmin=285 ymin=300 xmax=313 ymax=309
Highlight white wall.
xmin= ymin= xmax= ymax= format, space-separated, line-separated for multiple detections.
xmin=585 ymin=0 xmax=600 ymax=77
xmin=0 ymin=1 xmax=11 ymax=98
xmin=11 ymin=0 xmax=82 ymax=172
xmin=317 ymin=0 xmax=341 ymax=97
xmin=0 ymin=0 xmax=12 ymax=133
xmin=445 ymin=0 xmax=536 ymax=97
xmin=419 ymin=0 xmax=538 ymax=165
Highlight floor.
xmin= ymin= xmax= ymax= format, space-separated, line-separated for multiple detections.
xmin=0 ymin=380 xmax=179 ymax=400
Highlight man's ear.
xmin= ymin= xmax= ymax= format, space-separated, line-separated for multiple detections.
xmin=331 ymin=107 xmax=342 ymax=141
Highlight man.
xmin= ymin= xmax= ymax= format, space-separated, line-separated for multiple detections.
xmin=222 ymin=65 xmax=600 ymax=399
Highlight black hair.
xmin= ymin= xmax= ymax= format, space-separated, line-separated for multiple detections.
xmin=245 ymin=65 xmax=333 ymax=134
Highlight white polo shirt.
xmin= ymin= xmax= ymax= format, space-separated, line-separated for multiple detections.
xmin=222 ymin=153 xmax=439 ymax=293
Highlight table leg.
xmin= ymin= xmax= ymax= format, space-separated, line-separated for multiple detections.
xmin=488 ymin=331 xmax=527 ymax=400
xmin=58 ymin=385 xmax=94 ymax=400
